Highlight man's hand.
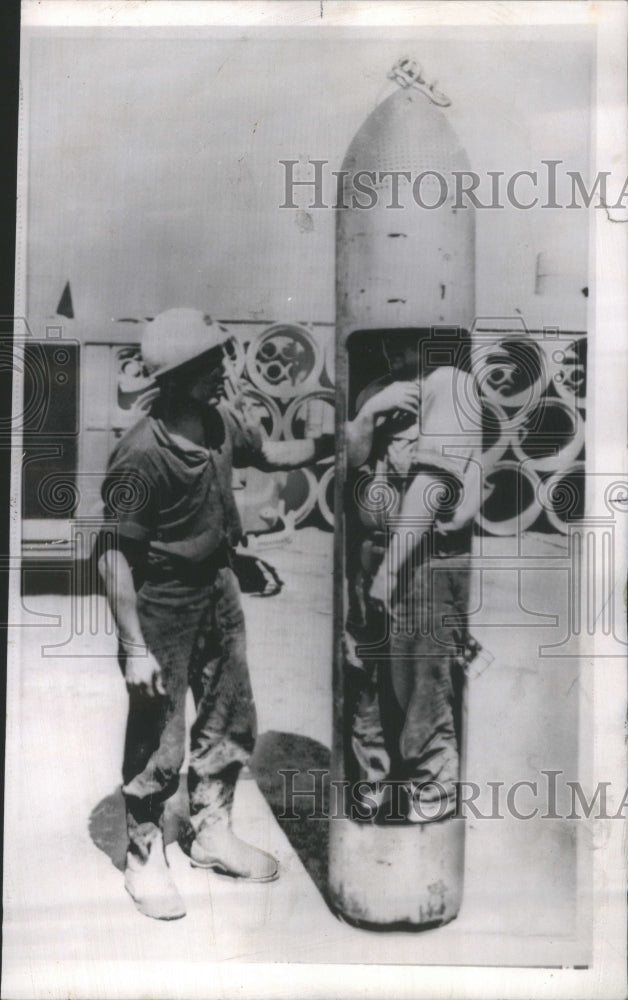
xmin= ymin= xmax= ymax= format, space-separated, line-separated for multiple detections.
xmin=366 ymin=380 xmax=420 ymax=418
xmin=98 ymin=547 xmax=166 ymax=698
xmin=121 ymin=646 xmax=166 ymax=698
xmin=347 ymin=380 xmax=420 ymax=468
xmin=240 ymin=396 xmax=264 ymax=432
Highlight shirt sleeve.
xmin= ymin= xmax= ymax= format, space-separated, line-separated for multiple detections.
xmin=413 ymin=367 xmax=482 ymax=484
xmin=221 ymin=402 xmax=265 ymax=469
xmin=101 ymin=444 xmax=160 ymax=543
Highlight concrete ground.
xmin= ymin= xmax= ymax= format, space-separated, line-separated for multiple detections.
xmin=3 ymin=529 xmax=591 ymax=999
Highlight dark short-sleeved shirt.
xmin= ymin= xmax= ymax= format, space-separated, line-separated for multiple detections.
xmin=101 ymin=401 xmax=264 ymax=579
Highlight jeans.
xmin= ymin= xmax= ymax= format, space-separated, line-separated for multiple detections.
xmin=389 ymin=554 xmax=470 ymax=794
xmin=122 ymin=566 xmax=256 ymax=859
xmin=348 ymin=553 xmax=470 ymax=811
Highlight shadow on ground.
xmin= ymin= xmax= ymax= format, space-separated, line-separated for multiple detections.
xmin=88 ymin=729 xmax=331 ymax=897
xmin=250 ymin=730 xmax=330 ymax=900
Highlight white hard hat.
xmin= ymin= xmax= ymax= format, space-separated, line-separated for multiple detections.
xmin=142 ymin=308 xmax=232 ymax=380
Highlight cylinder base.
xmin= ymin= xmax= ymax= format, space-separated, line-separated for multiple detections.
xmin=328 ymin=815 xmax=465 ymax=929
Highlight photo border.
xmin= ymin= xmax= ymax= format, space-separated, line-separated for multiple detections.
xmin=5 ymin=3 xmax=627 ymax=999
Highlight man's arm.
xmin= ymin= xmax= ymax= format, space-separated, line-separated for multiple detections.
xmin=346 ymin=381 xmax=421 ymax=467
xmin=227 ymin=397 xmax=334 ymax=471
xmin=257 ymin=434 xmax=335 ymax=471
xmin=98 ymin=539 xmax=165 ymax=698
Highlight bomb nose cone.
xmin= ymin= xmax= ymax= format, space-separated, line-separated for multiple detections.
xmin=336 ymin=61 xmax=475 ymax=332
xmin=341 ymin=73 xmax=469 ymax=180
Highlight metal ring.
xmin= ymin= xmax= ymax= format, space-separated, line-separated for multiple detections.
xmin=115 ymin=346 xmax=155 ymax=395
xmin=387 ymin=58 xmax=452 ymax=107
xmin=539 ymin=463 xmax=585 ymax=533
xmin=603 ymin=480 xmax=628 ymax=516
xmin=472 ymin=338 xmax=548 ymax=419
xmin=476 ymin=459 xmax=543 ymax=536
xmin=479 ymin=399 xmax=512 ymax=473
xmin=221 ymin=327 xmax=246 ymax=378
xmin=547 ymin=338 xmax=586 ymax=406
xmin=277 ymin=466 xmax=319 ymax=525
xmin=245 ymin=324 xmax=324 ymax=400
xmin=316 ymin=466 xmax=335 ymax=528
xmin=128 ymin=386 xmax=160 ymax=420
xmin=237 ymin=385 xmax=283 ymax=441
xmin=323 ymin=334 xmax=336 ymax=386
xmin=282 ymin=389 xmax=335 ymax=440
xmin=512 ymin=398 xmax=584 ymax=473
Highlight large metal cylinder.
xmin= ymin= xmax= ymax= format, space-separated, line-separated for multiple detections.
xmin=330 ymin=64 xmax=476 ymax=929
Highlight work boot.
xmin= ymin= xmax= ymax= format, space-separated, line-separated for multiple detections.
xmin=190 ymin=822 xmax=279 ymax=882
xmin=124 ymin=838 xmax=186 ymax=920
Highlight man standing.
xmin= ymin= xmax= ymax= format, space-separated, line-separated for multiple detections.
xmin=99 ymin=308 xmax=332 ymax=920
xmin=345 ymin=332 xmax=482 ymax=822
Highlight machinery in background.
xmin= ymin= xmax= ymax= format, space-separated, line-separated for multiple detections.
xmin=20 ymin=319 xmax=336 ymax=566
xmin=19 ymin=308 xmax=586 ymax=566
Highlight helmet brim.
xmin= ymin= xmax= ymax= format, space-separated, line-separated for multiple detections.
xmin=147 ymin=330 xmax=234 ymax=382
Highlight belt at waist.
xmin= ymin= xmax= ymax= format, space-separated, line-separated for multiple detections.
xmin=143 ymin=541 xmax=232 ymax=586
xmin=433 ymin=526 xmax=473 ymax=557
xmin=362 ymin=526 xmax=472 ymax=558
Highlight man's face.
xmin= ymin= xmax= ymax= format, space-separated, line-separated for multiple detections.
xmin=178 ymin=345 xmax=231 ymax=406
xmin=382 ymin=338 xmax=419 ymax=380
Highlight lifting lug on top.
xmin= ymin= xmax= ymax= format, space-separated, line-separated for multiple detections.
xmin=387 ymin=57 xmax=452 ymax=107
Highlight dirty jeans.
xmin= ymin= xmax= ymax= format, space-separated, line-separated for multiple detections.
xmin=122 ymin=566 xmax=256 ymax=860
xmin=350 ymin=552 xmax=470 ymax=811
